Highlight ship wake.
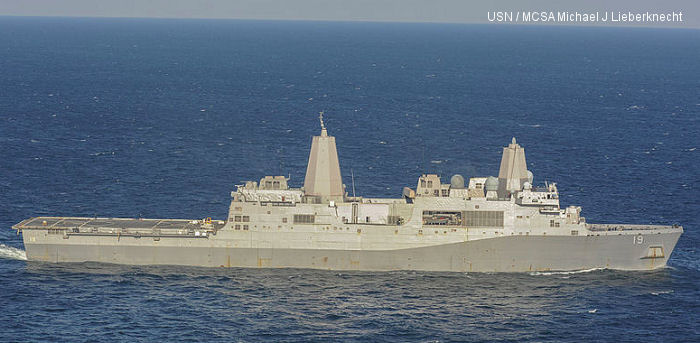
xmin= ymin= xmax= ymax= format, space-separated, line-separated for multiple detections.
xmin=529 ymin=267 xmax=605 ymax=276
xmin=0 ymin=244 xmax=27 ymax=261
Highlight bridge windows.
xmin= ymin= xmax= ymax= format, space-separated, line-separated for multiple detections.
xmin=264 ymin=180 xmax=282 ymax=189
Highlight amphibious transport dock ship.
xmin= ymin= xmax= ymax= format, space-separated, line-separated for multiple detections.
xmin=13 ymin=116 xmax=683 ymax=272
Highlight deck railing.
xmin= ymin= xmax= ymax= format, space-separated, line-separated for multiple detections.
xmin=586 ymin=223 xmax=681 ymax=232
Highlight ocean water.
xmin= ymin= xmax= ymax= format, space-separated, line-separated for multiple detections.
xmin=0 ymin=17 xmax=698 ymax=342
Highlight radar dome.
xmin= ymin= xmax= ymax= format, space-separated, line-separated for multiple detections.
xmin=450 ymin=174 xmax=465 ymax=189
xmin=527 ymin=170 xmax=534 ymax=184
xmin=485 ymin=176 xmax=499 ymax=192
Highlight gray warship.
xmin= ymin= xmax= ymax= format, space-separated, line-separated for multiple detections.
xmin=13 ymin=115 xmax=683 ymax=272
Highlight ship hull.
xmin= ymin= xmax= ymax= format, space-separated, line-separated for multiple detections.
xmin=22 ymin=230 xmax=681 ymax=272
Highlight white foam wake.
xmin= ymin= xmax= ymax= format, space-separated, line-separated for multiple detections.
xmin=529 ymin=267 xmax=605 ymax=276
xmin=0 ymin=244 xmax=27 ymax=261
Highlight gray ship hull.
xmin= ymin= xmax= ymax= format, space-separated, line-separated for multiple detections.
xmin=12 ymin=133 xmax=685 ymax=273
xmin=22 ymin=230 xmax=681 ymax=272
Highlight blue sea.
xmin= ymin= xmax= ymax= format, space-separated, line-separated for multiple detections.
xmin=0 ymin=17 xmax=698 ymax=342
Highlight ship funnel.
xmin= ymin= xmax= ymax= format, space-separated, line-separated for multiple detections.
xmin=497 ymin=137 xmax=529 ymax=197
xmin=303 ymin=112 xmax=344 ymax=203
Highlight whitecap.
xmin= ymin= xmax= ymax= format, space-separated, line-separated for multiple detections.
xmin=651 ymin=290 xmax=674 ymax=296
xmin=588 ymin=309 xmax=597 ymax=314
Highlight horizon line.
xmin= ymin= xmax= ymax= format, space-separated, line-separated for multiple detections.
xmin=1 ymin=14 xmax=698 ymax=31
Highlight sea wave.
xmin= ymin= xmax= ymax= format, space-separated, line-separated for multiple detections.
xmin=0 ymin=244 xmax=27 ymax=261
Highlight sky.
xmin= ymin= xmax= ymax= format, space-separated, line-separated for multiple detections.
xmin=0 ymin=0 xmax=697 ymax=28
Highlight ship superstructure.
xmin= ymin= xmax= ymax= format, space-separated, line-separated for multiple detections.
xmin=13 ymin=115 xmax=683 ymax=272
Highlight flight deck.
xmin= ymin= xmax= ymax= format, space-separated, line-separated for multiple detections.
xmin=13 ymin=217 xmax=225 ymax=238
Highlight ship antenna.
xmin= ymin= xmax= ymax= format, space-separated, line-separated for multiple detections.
xmin=277 ymin=146 xmax=283 ymax=175
xmin=319 ymin=111 xmax=328 ymax=136
xmin=351 ymin=168 xmax=357 ymax=200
